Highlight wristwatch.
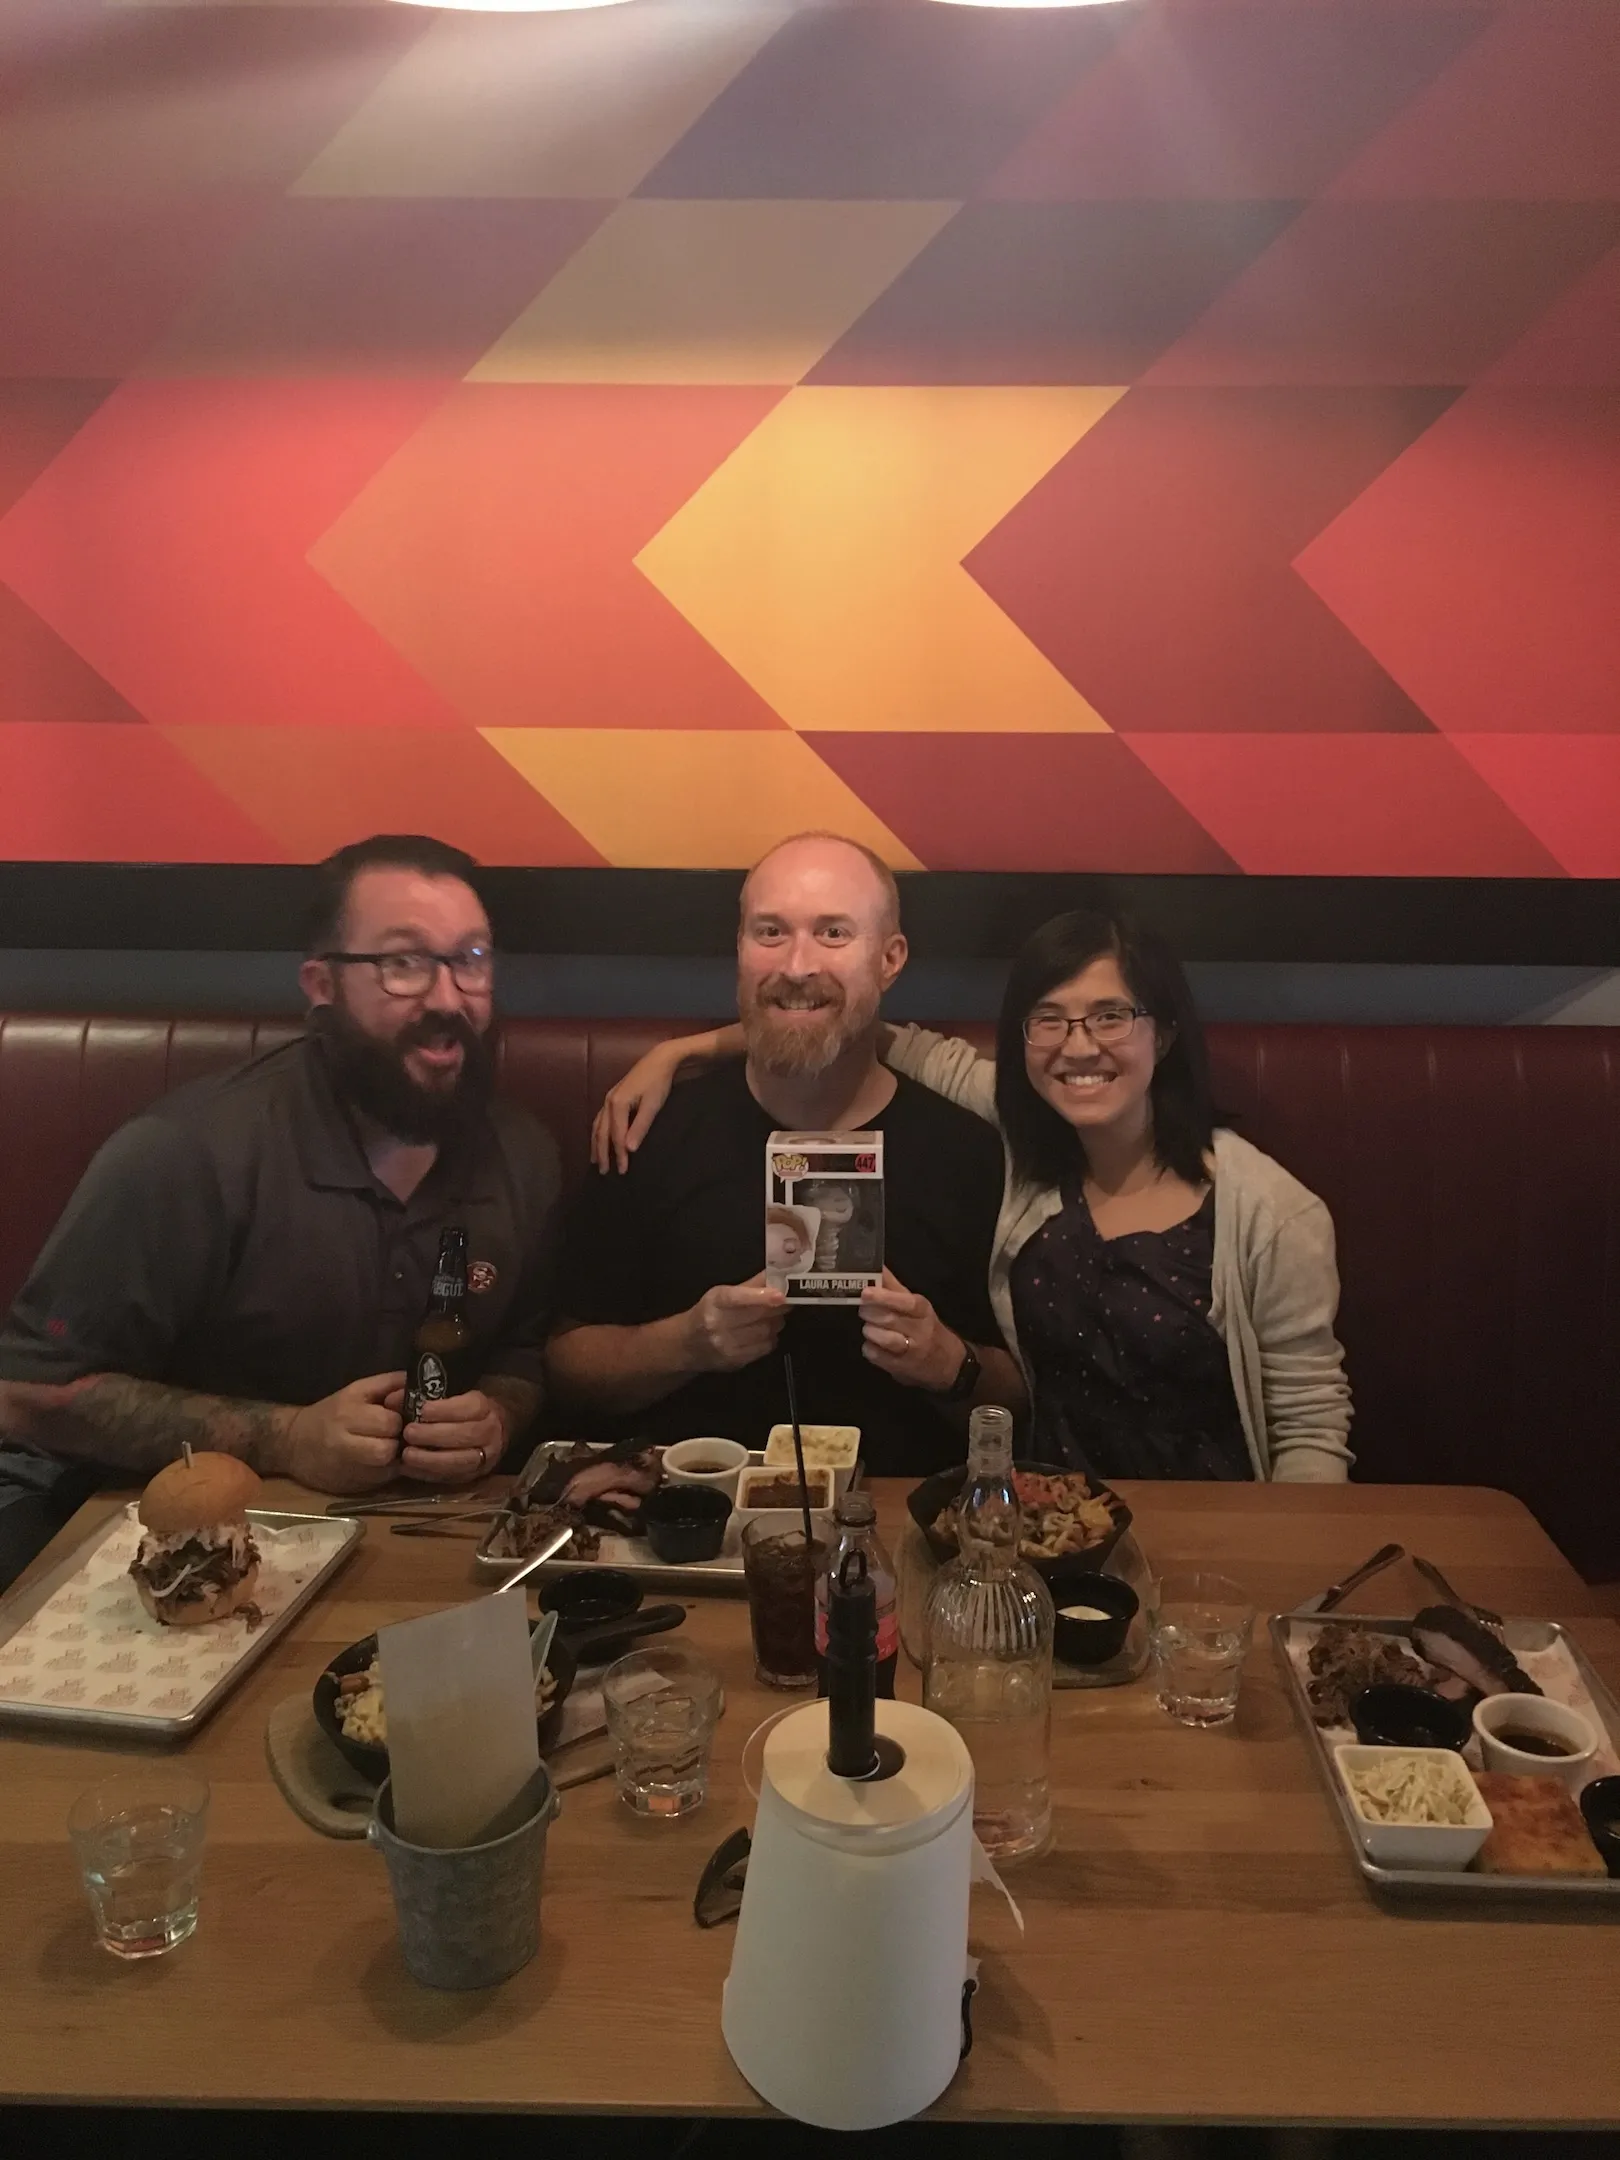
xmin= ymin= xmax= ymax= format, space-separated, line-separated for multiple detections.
xmin=938 ymin=1341 xmax=981 ymax=1403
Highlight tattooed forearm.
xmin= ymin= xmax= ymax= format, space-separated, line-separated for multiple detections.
xmin=480 ymin=1374 xmax=541 ymax=1451
xmin=0 ymin=1373 xmax=293 ymax=1478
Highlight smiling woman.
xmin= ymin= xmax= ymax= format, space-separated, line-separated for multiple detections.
xmin=882 ymin=909 xmax=1353 ymax=1484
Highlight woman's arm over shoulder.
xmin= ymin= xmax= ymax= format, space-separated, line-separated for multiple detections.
xmin=1247 ymin=1193 xmax=1353 ymax=1482
xmin=884 ymin=1023 xmax=999 ymax=1129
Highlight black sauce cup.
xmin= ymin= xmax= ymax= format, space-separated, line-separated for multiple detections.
xmin=539 ymin=1570 xmax=642 ymax=1629
xmin=641 ymin=1484 xmax=732 ymax=1565
xmin=1350 ymin=1683 xmax=1471 ymax=1753
xmin=1047 ymin=1567 xmax=1139 ymax=1667
xmin=1579 ymin=1775 xmax=1620 ymax=1878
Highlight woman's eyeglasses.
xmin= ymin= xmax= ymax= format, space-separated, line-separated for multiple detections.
xmin=1022 ymin=1003 xmax=1149 ymax=1050
xmin=321 ymin=947 xmax=495 ymax=998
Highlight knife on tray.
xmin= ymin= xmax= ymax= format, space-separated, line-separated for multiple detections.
xmin=1294 ymin=1541 xmax=1404 ymax=1616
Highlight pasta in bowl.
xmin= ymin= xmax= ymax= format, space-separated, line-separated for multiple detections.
xmin=907 ymin=1462 xmax=1131 ymax=1577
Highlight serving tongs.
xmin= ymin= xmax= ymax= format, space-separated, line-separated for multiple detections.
xmin=389 ymin=1514 xmax=504 ymax=1540
xmin=1411 ymin=1554 xmax=1505 ymax=1635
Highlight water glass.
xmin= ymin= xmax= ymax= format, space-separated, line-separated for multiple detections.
xmin=1149 ymin=1572 xmax=1255 ymax=1727
xmin=602 ymin=1647 xmax=723 ymax=1819
xmin=68 ymin=1767 xmax=210 ymax=1959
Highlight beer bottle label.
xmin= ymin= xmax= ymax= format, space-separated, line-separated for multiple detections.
xmin=418 ymin=1354 xmax=448 ymax=1401
xmin=431 ymin=1271 xmax=459 ymax=1300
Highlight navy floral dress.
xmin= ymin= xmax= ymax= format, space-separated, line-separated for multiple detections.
xmin=1009 ymin=1182 xmax=1252 ymax=1481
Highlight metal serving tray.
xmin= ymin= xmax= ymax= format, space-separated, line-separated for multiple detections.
xmin=1272 ymin=1610 xmax=1620 ymax=1905
xmin=476 ymin=1443 xmax=750 ymax=1596
xmin=0 ymin=1506 xmax=364 ymax=1741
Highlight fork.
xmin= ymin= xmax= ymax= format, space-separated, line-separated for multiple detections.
xmin=1411 ymin=1554 xmax=1505 ymax=1634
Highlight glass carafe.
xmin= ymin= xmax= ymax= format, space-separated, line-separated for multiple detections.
xmin=921 ymin=1405 xmax=1055 ymax=1861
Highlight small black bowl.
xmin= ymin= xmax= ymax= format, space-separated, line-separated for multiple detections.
xmin=1350 ymin=1683 xmax=1471 ymax=1753
xmin=1579 ymin=1774 xmax=1620 ymax=1879
xmin=538 ymin=1569 xmax=642 ymax=1629
xmin=1048 ymin=1568 xmax=1139 ymax=1667
xmin=313 ymin=1625 xmax=576 ymax=1785
xmin=641 ymin=1483 xmax=732 ymax=1565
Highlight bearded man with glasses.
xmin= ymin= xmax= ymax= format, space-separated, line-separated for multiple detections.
xmin=0 ymin=836 xmax=560 ymax=1587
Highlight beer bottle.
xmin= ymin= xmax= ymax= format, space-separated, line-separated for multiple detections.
xmin=405 ymin=1227 xmax=471 ymax=1425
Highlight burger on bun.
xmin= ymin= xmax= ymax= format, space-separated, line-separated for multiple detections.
xmin=129 ymin=1453 xmax=263 ymax=1627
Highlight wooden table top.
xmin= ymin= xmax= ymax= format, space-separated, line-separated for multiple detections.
xmin=1 ymin=1478 xmax=1616 ymax=2129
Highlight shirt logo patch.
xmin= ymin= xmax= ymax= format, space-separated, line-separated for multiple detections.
xmin=468 ymin=1260 xmax=498 ymax=1294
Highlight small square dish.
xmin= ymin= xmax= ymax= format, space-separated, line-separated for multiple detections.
xmin=763 ymin=1425 xmax=859 ymax=1498
xmin=1332 ymin=1744 xmax=1493 ymax=1871
xmin=735 ymin=1465 xmax=834 ymax=1516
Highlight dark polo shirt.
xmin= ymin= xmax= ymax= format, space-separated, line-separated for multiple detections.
xmin=0 ymin=1035 xmax=560 ymax=1411
xmin=554 ymin=1063 xmax=1004 ymax=1477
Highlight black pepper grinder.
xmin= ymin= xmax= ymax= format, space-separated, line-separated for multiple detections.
xmin=825 ymin=1548 xmax=879 ymax=1781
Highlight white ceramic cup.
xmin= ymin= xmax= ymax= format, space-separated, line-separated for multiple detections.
xmin=1472 ymin=1692 xmax=1597 ymax=1789
xmin=662 ymin=1438 xmax=750 ymax=1502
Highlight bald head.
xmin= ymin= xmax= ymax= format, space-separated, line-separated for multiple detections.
xmin=740 ymin=832 xmax=901 ymax=939
xmin=736 ymin=832 xmax=908 ymax=1079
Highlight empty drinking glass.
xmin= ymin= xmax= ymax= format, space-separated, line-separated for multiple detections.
xmin=1149 ymin=1572 xmax=1255 ymax=1727
xmin=602 ymin=1647 xmax=723 ymax=1818
xmin=68 ymin=1767 xmax=210 ymax=1959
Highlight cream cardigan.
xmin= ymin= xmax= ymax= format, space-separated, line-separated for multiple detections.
xmin=887 ymin=1026 xmax=1353 ymax=1483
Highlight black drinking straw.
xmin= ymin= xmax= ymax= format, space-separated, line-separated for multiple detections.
xmin=781 ymin=1350 xmax=815 ymax=1553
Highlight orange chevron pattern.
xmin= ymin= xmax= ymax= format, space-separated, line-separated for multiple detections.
xmin=0 ymin=0 xmax=1617 ymax=874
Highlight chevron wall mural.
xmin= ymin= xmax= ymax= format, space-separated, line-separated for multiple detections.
xmin=1 ymin=0 xmax=1617 ymax=876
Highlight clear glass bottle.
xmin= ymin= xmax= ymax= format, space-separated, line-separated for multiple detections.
xmin=922 ymin=1405 xmax=1055 ymax=1861
xmin=816 ymin=1493 xmax=898 ymax=1698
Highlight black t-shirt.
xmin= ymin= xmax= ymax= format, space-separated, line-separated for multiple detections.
xmin=554 ymin=1063 xmax=1006 ymax=1476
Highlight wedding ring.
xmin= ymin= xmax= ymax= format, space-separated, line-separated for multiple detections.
xmin=476 ymin=1445 xmax=489 ymax=1474
xmin=899 ymin=1333 xmax=911 ymax=1351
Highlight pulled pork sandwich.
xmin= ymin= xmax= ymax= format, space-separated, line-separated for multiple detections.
xmin=130 ymin=1453 xmax=263 ymax=1626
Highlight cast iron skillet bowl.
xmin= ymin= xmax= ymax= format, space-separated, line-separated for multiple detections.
xmin=313 ymin=1597 xmax=690 ymax=1784
xmin=314 ymin=1624 xmax=578 ymax=1785
xmin=907 ymin=1462 xmax=1131 ymax=1580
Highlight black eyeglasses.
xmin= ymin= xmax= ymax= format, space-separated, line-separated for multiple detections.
xmin=1022 ymin=1003 xmax=1150 ymax=1050
xmin=322 ymin=947 xmax=495 ymax=998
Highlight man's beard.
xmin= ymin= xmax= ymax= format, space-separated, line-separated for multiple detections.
xmin=311 ymin=1003 xmax=493 ymax=1146
xmin=740 ymin=972 xmax=881 ymax=1079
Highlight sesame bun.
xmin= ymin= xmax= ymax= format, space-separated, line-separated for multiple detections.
xmin=134 ymin=1560 xmax=261 ymax=1629
xmin=138 ymin=1453 xmax=262 ymax=1538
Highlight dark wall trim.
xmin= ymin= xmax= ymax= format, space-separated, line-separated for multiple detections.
xmin=1 ymin=866 xmax=1617 ymax=965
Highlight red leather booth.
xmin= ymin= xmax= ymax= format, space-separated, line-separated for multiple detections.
xmin=1 ymin=1012 xmax=1615 ymax=1582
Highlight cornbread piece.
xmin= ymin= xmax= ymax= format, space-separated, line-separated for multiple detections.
xmin=1473 ymin=1772 xmax=1605 ymax=1876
